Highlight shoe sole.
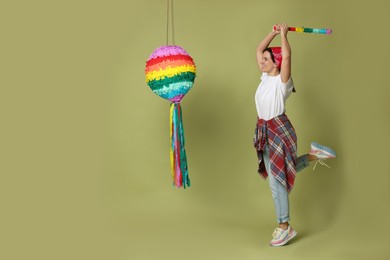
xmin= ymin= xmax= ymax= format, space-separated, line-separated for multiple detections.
xmin=309 ymin=149 xmax=336 ymax=159
xmin=270 ymin=230 xmax=297 ymax=247
xmin=310 ymin=142 xmax=336 ymax=158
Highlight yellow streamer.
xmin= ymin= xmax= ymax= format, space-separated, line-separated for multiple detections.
xmin=169 ymin=103 xmax=175 ymax=181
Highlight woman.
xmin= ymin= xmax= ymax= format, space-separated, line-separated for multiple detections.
xmin=253 ymin=23 xmax=336 ymax=247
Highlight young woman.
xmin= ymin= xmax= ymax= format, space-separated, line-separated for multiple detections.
xmin=253 ymin=23 xmax=336 ymax=247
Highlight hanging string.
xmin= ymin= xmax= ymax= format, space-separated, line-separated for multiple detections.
xmin=166 ymin=0 xmax=175 ymax=45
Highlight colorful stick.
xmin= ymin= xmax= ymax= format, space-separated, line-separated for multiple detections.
xmin=273 ymin=26 xmax=332 ymax=35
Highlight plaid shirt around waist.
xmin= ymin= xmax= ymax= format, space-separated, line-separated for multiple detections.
xmin=253 ymin=114 xmax=297 ymax=192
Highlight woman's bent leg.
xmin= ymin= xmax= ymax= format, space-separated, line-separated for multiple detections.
xmin=295 ymin=155 xmax=310 ymax=173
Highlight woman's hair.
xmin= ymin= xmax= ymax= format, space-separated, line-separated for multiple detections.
xmin=263 ymin=47 xmax=276 ymax=64
xmin=263 ymin=47 xmax=282 ymax=69
xmin=263 ymin=47 xmax=296 ymax=92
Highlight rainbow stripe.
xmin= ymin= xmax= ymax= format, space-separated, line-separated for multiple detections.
xmin=145 ymin=45 xmax=196 ymax=103
xmin=290 ymin=27 xmax=332 ymax=34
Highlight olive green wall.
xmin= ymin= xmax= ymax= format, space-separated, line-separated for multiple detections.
xmin=3 ymin=0 xmax=390 ymax=259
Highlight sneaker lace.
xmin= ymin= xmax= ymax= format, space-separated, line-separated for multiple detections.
xmin=272 ymin=228 xmax=283 ymax=239
xmin=313 ymin=159 xmax=331 ymax=170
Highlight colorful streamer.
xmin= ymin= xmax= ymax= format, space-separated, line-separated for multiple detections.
xmin=170 ymin=103 xmax=190 ymax=188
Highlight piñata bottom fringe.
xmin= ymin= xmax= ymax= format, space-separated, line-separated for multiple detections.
xmin=169 ymin=103 xmax=190 ymax=188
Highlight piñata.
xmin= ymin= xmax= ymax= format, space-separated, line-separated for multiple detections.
xmin=145 ymin=45 xmax=196 ymax=188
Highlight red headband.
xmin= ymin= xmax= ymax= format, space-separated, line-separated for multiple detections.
xmin=270 ymin=47 xmax=282 ymax=69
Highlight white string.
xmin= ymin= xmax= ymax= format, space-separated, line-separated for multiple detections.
xmin=166 ymin=0 xmax=175 ymax=45
xmin=313 ymin=160 xmax=331 ymax=170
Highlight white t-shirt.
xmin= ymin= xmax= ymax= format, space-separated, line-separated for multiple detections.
xmin=255 ymin=73 xmax=294 ymax=120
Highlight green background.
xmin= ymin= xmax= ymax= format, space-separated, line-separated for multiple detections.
xmin=2 ymin=0 xmax=390 ymax=259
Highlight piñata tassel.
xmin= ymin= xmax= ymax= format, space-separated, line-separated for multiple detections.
xmin=177 ymin=103 xmax=190 ymax=188
xmin=170 ymin=103 xmax=190 ymax=188
xmin=169 ymin=104 xmax=175 ymax=182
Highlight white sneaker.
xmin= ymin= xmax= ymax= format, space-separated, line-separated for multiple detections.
xmin=309 ymin=142 xmax=336 ymax=159
xmin=270 ymin=225 xmax=297 ymax=247
xmin=309 ymin=142 xmax=336 ymax=170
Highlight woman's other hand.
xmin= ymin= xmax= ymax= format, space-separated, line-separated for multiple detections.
xmin=280 ymin=23 xmax=289 ymax=36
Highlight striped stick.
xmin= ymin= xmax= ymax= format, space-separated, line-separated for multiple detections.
xmin=273 ymin=26 xmax=332 ymax=35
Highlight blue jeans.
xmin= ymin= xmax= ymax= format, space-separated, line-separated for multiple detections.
xmin=263 ymin=145 xmax=309 ymax=223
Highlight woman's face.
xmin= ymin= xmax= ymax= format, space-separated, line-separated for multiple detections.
xmin=260 ymin=51 xmax=276 ymax=73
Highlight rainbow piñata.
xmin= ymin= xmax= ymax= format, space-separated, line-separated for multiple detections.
xmin=145 ymin=45 xmax=196 ymax=188
xmin=145 ymin=45 xmax=196 ymax=103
